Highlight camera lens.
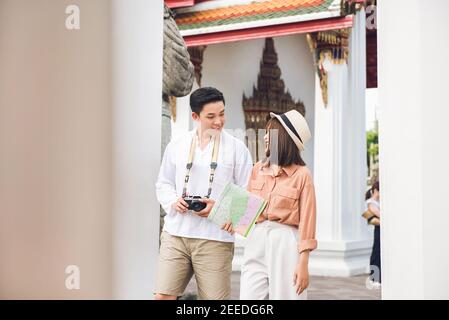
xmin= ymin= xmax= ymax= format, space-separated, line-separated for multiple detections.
xmin=191 ymin=201 xmax=206 ymax=212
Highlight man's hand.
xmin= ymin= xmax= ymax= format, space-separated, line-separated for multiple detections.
xmin=221 ymin=221 xmax=235 ymax=235
xmin=194 ymin=198 xmax=215 ymax=218
xmin=172 ymin=197 xmax=189 ymax=214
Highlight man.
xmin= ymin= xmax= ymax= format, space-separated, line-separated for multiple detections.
xmin=154 ymin=87 xmax=253 ymax=300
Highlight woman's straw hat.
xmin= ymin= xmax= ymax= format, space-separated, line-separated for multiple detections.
xmin=269 ymin=110 xmax=311 ymax=151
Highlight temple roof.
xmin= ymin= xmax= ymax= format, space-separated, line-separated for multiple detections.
xmin=175 ymin=0 xmax=344 ymax=36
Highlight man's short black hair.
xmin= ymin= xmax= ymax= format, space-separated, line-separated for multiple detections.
xmin=190 ymin=87 xmax=225 ymax=114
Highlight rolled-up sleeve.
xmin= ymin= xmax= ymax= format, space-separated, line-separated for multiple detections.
xmin=298 ymin=180 xmax=317 ymax=253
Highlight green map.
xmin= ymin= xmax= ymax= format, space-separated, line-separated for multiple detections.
xmin=208 ymin=182 xmax=267 ymax=237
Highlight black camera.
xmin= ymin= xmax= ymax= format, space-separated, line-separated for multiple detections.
xmin=184 ymin=196 xmax=207 ymax=212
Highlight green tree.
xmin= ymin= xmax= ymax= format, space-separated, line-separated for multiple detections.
xmin=366 ymin=129 xmax=379 ymax=178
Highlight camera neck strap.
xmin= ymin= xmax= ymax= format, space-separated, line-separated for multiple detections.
xmin=182 ymin=131 xmax=221 ymax=199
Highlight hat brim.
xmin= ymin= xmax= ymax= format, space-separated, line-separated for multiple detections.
xmin=269 ymin=112 xmax=305 ymax=151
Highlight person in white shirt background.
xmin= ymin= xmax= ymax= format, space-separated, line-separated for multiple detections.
xmin=154 ymin=87 xmax=253 ymax=300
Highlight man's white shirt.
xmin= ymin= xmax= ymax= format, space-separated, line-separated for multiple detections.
xmin=156 ymin=129 xmax=253 ymax=242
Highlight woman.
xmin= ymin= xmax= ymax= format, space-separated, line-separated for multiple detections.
xmin=223 ymin=110 xmax=317 ymax=300
xmin=366 ymin=181 xmax=381 ymax=285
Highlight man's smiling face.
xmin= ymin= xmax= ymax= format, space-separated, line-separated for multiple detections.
xmin=192 ymin=100 xmax=226 ymax=133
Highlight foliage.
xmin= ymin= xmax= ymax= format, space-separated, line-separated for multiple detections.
xmin=367 ymin=129 xmax=379 ymax=158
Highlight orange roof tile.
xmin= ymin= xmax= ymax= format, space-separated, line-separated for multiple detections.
xmin=175 ymin=0 xmax=343 ymax=34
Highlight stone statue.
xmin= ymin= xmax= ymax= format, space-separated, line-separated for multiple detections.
xmin=160 ymin=5 xmax=195 ymax=230
xmin=163 ymin=4 xmax=195 ymax=97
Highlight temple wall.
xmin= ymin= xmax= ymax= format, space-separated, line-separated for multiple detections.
xmin=173 ymin=34 xmax=316 ymax=171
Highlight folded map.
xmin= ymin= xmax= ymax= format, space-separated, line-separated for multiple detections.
xmin=208 ymin=182 xmax=267 ymax=237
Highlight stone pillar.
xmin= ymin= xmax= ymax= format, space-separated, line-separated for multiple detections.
xmin=0 ymin=0 xmax=163 ymax=299
xmin=111 ymin=0 xmax=163 ymax=299
xmin=378 ymin=0 xmax=449 ymax=299
xmin=160 ymin=97 xmax=172 ymax=232
xmin=310 ymin=7 xmax=372 ymax=277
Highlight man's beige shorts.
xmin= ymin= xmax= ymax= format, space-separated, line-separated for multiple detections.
xmin=154 ymin=231 xmax=234 ymax=300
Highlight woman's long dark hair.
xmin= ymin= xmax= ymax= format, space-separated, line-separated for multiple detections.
xmin=264 ymin=118 xmax=305 ymax=167
xmin=365 ymin=181 xmax=380 ymax=200
xmin=365 ymin=189 xmax=372 ymax=201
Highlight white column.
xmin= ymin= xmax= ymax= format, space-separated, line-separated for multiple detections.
xmin=378 ymin=0 xmax=449 ymax=299
xmin=111 ymin=0 xmax=163 ymax=299
xmin=0 ymin=0 xmax=114 ymax=299
xmin=0 ymin=0 xmax=163 ymax=299
xmin=310 ymin=8 xmax=372 ymax=277
xmin=347 ymin=7 xmax=371 ymax=243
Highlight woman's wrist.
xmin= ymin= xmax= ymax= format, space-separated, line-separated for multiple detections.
xmin=298 ymin=250 xmax=310 ymax=265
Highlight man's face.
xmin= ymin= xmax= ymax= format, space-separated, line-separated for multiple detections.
xmin=192 ymin=101 xmax=226 ymax=132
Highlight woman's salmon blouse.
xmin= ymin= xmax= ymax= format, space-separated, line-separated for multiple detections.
xmin=247 ymin=161 xmax=317 ymax=254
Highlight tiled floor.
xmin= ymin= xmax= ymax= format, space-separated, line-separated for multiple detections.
xmin=184 ymin=272 xmax=381 ymax=300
